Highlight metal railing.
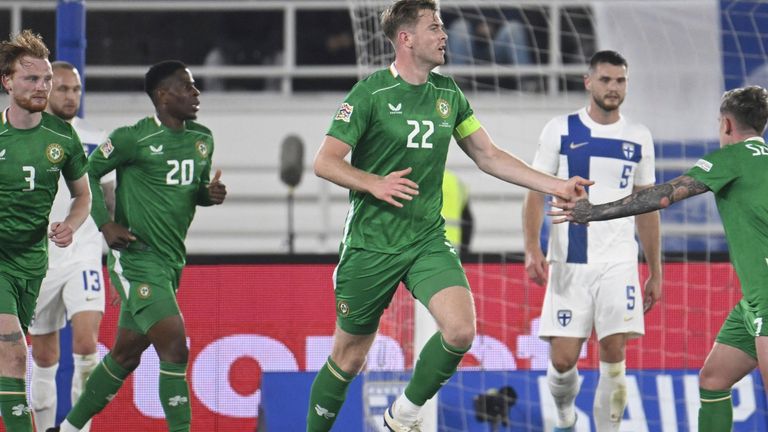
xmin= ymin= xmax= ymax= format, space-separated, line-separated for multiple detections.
xmin=1 ymin=0 xmax=590 ymax=95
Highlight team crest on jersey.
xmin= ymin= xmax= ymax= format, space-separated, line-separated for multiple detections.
xmin=0 ymin=148 xmax=6 ymax=161
xmin=436 ymin=98 xmax=451 ymax=119
xmin=196 ymin=140 xmax=209 ymax=158
xmin=45 ymin=143 xmax=64 ymax=164
xmin=622 ymin=142 xmax=635 ymax=160
xmin=335 ymin=103 xmax=354 ymax=123
xmin=100 ymin=139 xmax=114 ymax=158
xmin=337 ymin=300 xmax=350 ymax=317
xmin=557 ymin=309 xmax=572 ymax=327
xmin=137 ymin=284 xmax=151 ymax=299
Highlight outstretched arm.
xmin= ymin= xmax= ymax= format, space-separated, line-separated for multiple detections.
xmin=456 ymin=127 xmax=592 ymax=201
xmin=551 ymin=175 xmax=710 ymax=224
xmin=314 ymin=135 xmax=419 ymax=208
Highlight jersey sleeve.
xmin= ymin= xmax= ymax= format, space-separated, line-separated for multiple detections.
xmin=95 ymin=131 xmax=117 ymax=185
xmin=88 ymin=128 xmax=137 ymax=227
xmin=452 ymin=82 xmax=481 ymax=140
xmin=531 ymin=117 xmax=562 ymax=174
xmin=634 ymin=126 xmax=656 ymax=186
xmin=61 ymin=132 xmax=88 ymax=181
xmin=326 ymin=82 xmax=372 ymax=149
xmin=685 ymin=146 xmax=738 ymax=193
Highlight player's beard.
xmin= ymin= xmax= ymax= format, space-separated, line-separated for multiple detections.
xmin=15 ymin=92 xmax=48 ymax=113
xmin=50 ymin=103 xmax=77 ymax=121
xmin=594 ymin=93 xmax=623 ymax=112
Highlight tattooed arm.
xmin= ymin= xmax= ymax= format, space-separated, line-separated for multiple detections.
xmin=552 ymin=175 xmax=711 ymax=224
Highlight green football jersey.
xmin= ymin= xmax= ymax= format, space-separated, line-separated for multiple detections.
xmin=0 ymin=110 xmax=87 ymax=278
xmin=327 ymin=65 xmax=481 ymax=253
xmin=89 ymin=116 xmax=215 ymax=268
xmin=686 ymin=138 xmax=768 ymax=309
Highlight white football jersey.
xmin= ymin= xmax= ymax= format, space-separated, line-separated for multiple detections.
xmin=47 ymin=117 xmax=114 ymax=268
xmin=532 ymin=107 xmax=655 ymax=263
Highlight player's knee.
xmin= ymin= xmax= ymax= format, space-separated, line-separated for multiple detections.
xmin=32 ymin=347 xmax=60 ymax=367
xmin=550 ymin=355 xmax=578 ymax=373
xmin=698 ymin=365 xmax=732 ymax=391
xmin=443 ymin=322 xmax=475 ymax=349
xmin=338 ymin=355 xmax=367 ymax=375
xmin=2 ymin=347 xmax=27 ymax=376
xmin=110 ymin=349 xmax=142 ymax=372
xmin=72 ymin=333 xmax=99 ymax=355
xmin=156 ymin=341 xmax=189 ymax=364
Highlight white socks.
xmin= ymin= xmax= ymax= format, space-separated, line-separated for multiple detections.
xmin=72 ymin=353 xmax=99 ymax=402
xmin=31 ymin=362 xmax=59 ymax=432
xmin=72 ymin=353 xmax=99 ymax=432
xmin=392 ymin=393 xmax=421 ymax=425
xmin=59 ymin=419 xmax=80 ymax=432
xmin=547 ymin=362 xmax=580 ymax=428
xmin=594 ymin=360 xmax=627 ymax=432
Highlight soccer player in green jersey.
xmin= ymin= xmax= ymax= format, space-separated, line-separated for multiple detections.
xmin=52 ymin=60 xmax=226 ymax=432
xmin=0 ymin=30 xmax=91 ymax=432
xmin=306 ymin=1 xmax=592 ymax=431
xmin=549 ymin=85 xmax=768 ymax=432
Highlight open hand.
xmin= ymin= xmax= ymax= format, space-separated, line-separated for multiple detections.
xmin=208 ymin=169 xmax=227 ymax=204
xmin=370 ymin=167 xmax=419 ymax=208
xmin=548 ymin=197 xmax=593 ymax=225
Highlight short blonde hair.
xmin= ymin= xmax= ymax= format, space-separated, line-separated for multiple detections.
xmin=0 ymin=30 xmax=50 ymax=79
xmin=380 ymin=0 xmax=438 ymax=43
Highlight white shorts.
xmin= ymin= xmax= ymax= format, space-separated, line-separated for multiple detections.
xmin=538 ymin=261 xmax=644 ymax=341
xmin=29 ymin=260 xmax=106 ymax=335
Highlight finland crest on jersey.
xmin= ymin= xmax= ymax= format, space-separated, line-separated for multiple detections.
xmin=532 ymin=107 xmax=656 ymax=264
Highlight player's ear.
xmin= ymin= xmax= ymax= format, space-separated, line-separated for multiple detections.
xmin=1 ymin=74 xmax=10 ymax=93
xmin=723 ymin=116 xmax=733 ymax=135
xmin=398 ymin=29 xmax=412 ymax=48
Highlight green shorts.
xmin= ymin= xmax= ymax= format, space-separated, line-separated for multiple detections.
xmin=334 ymin=235 xmax=469 ymax=335
xmin=715 ymin=298 xmax=767 ymax=360
xmin=0 ymin=271 xmax=42 ymax=331
xmin=107 ymin=251 xmax=183 ymax=335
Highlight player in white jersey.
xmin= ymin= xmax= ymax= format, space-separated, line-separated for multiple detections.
xmin=29 ymin=62 xmax=115 ymax=432
xmin=522 ymin=51 xmax=662 ymax=431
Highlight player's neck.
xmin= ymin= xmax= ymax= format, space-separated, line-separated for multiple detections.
xmin=157 ymin=112 xmax=185 ymax=131
xmin=392 ymin=58 xmax=430 ymax=85
xmin=6 ymin=105 xmax=42 ymax=130
xmin=586 ymin=104 xmax=620 ymax=125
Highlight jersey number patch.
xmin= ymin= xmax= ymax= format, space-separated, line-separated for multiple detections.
xmin=22 ymin=166 xmax=35 ymax=191
xmin=166 ymin=159 xmax=195 ymax=185
xmin=406 ymin=120 xmax=434 ymax=149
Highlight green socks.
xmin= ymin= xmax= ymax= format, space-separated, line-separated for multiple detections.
xmin=698 ymin=388 xmax=732 ymax=432
xmin=66 ymin=353 xmax=131 ymax=428
xmin=159 ymin=361 xmax=191 ymax=432
xmin=405 ymin=332 xmax=469 ymax=405
xmin=0 ymin=376 xmax=32 ymax=432
xmin=306 ymin=357 xmax=355 ymax=432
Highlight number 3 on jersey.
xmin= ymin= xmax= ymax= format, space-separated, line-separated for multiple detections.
xmin=406 ymin=120 xmax=434 ymax=149
xmin=166 ymin=159 xmax=194 ymax=185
